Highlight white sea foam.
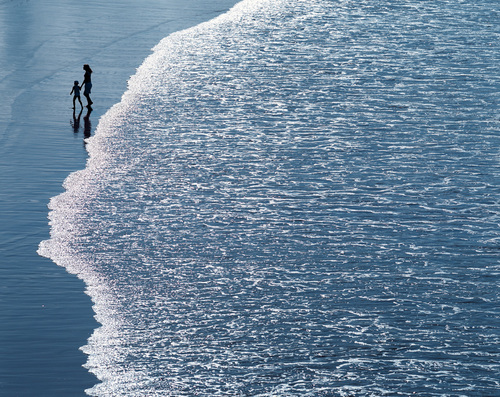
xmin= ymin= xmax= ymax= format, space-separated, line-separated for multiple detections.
xmin=39 ymin=0 xmax=500 ymax=395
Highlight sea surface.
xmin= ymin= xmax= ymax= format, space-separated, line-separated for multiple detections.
xmin=39 ymin=0 xmax=499 ymax=395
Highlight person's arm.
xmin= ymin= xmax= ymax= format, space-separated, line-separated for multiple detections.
xmin=82 ymin=72 xmax=90 ymax=87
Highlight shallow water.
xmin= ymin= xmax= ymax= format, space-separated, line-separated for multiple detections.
xmin=40 ymin=0 xmax=499 ymax=395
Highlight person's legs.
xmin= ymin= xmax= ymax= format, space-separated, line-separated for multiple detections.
xmin=84 ymin=94 xmax=92 ymax=107
xmin=84 ymin=83 xmax=93 ymax=106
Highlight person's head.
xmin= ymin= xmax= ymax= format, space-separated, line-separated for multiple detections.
xmin=83 ymin=64 xmax=92 ymax=73
xmin=74 ymin=80 xmax=79 ymax=85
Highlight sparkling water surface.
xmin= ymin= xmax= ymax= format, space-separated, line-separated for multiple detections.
xmin=40 ymin=0 xmax=499 ymax=395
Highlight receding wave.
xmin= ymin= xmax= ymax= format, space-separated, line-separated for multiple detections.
xmin=39 ymin=0 xmax=500 ymax=395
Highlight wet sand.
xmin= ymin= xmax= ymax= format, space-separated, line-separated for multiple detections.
xmin=0 ymin=0 xmax=238 ymax=395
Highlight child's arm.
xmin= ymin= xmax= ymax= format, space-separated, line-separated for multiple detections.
xmin=70 ymin=87 xmax=74 ymax=95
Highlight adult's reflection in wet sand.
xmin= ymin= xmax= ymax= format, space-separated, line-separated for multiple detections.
xmin=83 ymin=106 xmax=93 ymax=140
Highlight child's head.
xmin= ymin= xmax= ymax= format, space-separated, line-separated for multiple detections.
xmin=74 ymin=80 xmax=79 ymax=85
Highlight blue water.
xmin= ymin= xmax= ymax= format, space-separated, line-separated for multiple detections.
xmin=39 ymin=0 xmax=499 ymax=395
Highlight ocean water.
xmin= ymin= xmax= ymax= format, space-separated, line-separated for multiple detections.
xmin=39 ymin=0 xmax=499 ymax=395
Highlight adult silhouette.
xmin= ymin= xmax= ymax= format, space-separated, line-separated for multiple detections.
xmin=81 ymin=64 xmax=93 ymax=108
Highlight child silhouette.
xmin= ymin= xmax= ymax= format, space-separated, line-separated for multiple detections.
xmin=70 ymin=80 xmax=83 ymax=109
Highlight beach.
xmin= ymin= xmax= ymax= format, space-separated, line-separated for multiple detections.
xmin=2 ymin=0 xmax=499 ymax=395
xmin=0 ymin=0 xmax=238 ymax=395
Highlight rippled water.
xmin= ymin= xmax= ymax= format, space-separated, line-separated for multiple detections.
xmin=39 ymin=0 xmax=500 ymax=395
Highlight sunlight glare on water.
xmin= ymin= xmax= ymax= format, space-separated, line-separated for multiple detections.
xmin=39 ymin=0 xmax=499 ymax=395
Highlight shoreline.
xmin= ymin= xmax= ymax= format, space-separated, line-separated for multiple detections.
xmin=0 ymin=0 xmax=239 ymax=394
